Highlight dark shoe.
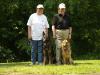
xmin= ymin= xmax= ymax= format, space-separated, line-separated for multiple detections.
xmin=56 ymin=61 xmax=61 ymax=65
xmin=29 ymin=63 xmax=35 ymax=66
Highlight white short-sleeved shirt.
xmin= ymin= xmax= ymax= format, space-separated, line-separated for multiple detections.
xmin=27 ymin=13 xmax=49 ymax=40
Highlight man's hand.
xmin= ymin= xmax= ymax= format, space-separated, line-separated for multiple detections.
xmin=68 ymin=34 xmax=71 ymax=42
xmin=28 ymin=26 xmax=32 ymax=40
xmin=43 ymin=28 xmax=48 ymax=40
xmin=53 ymin=34 xmax=56 ymax=39
xmin=68 ymin=27 xmax=72 ymax=42
xmin=28 ymin=35 xmax=32 ymax=40
xmin=45 ymin=34 xmax=48 ymax=39
xmin=68 ymin=34 xmax=71 ymax=39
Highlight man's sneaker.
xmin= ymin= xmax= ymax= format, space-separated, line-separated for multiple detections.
xmin=29 ymin=63 xmax=35 ymax=66
xmin=38 ymin=63 xmax=43 ymax=65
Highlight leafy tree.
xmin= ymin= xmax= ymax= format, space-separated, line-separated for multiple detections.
xmin=0 ymin=0 xmax=100 ymax=62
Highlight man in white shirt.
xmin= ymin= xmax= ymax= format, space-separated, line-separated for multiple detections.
xmin=27 ymin=4 xmax=49 ymax=65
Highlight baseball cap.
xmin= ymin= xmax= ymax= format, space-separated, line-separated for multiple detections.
xmin=37 ymin=4 xmax=44 ymax=8
xmin=58 ymin=3 xmax=66 ymax=9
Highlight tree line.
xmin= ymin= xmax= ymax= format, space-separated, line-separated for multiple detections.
xmin=0 ymin=0 xmax=100 ymax=62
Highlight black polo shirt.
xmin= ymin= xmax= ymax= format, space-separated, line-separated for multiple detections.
xmin=52 ymin=14 xmax=71 ymax=29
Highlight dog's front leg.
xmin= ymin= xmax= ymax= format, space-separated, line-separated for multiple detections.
xmin=43 ymin=49 xmax=46 ymax=65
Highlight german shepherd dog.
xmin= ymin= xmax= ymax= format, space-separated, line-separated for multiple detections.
xmin=43 ymin=34 xmax=52 ymax=65
xmin=61 ymin=40 xmax=73 ymax=64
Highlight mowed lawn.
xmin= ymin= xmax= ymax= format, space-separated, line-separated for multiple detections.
xmin=0 ymin=60 xmax=100 ymax=75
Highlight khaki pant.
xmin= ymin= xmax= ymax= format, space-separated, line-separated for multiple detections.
xmin=55 ymin=29 xmax=71 ymax=64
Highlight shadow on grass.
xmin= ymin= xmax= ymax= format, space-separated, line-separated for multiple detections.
xmin=0 ymin=60 xmax=99 ymax=67
xmin=0 ymin=62 xmax=30 ymax=67
xmin=73 ymin=62 xmax=94 ymax=66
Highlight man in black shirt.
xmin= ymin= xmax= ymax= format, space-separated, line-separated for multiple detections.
xmin=52 ymin=3 xmax=73 ymax=64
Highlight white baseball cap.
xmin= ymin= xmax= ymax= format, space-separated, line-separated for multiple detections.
xmin=58 ymin=3 xmax=66 ymax=9
xmin=37 ymin=4 xmax=44 ymax=8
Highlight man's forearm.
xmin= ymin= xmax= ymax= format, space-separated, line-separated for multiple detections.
xmin=28 ymin=26 xmax=32 ymax=40
xmin=52 ymin=25 xmax=56 ymax=38
xmin=69 ymin=27 xmax=72 ymax=34
xmin=68 ymin=27 xmax=72 ymax=40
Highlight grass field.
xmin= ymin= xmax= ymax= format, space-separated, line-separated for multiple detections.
xmin=0 ymin=60 xmax=100 ymax=75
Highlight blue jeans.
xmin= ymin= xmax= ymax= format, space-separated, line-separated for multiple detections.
xmin=31 ymin=40 xmax=43 ymax=64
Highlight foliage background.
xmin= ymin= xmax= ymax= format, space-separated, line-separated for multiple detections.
xmin=0 ymin=0 xmax=100 ymax=62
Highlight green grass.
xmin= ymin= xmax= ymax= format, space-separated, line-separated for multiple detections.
xmin=0 ymin=60 xmax=100 ymax=75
